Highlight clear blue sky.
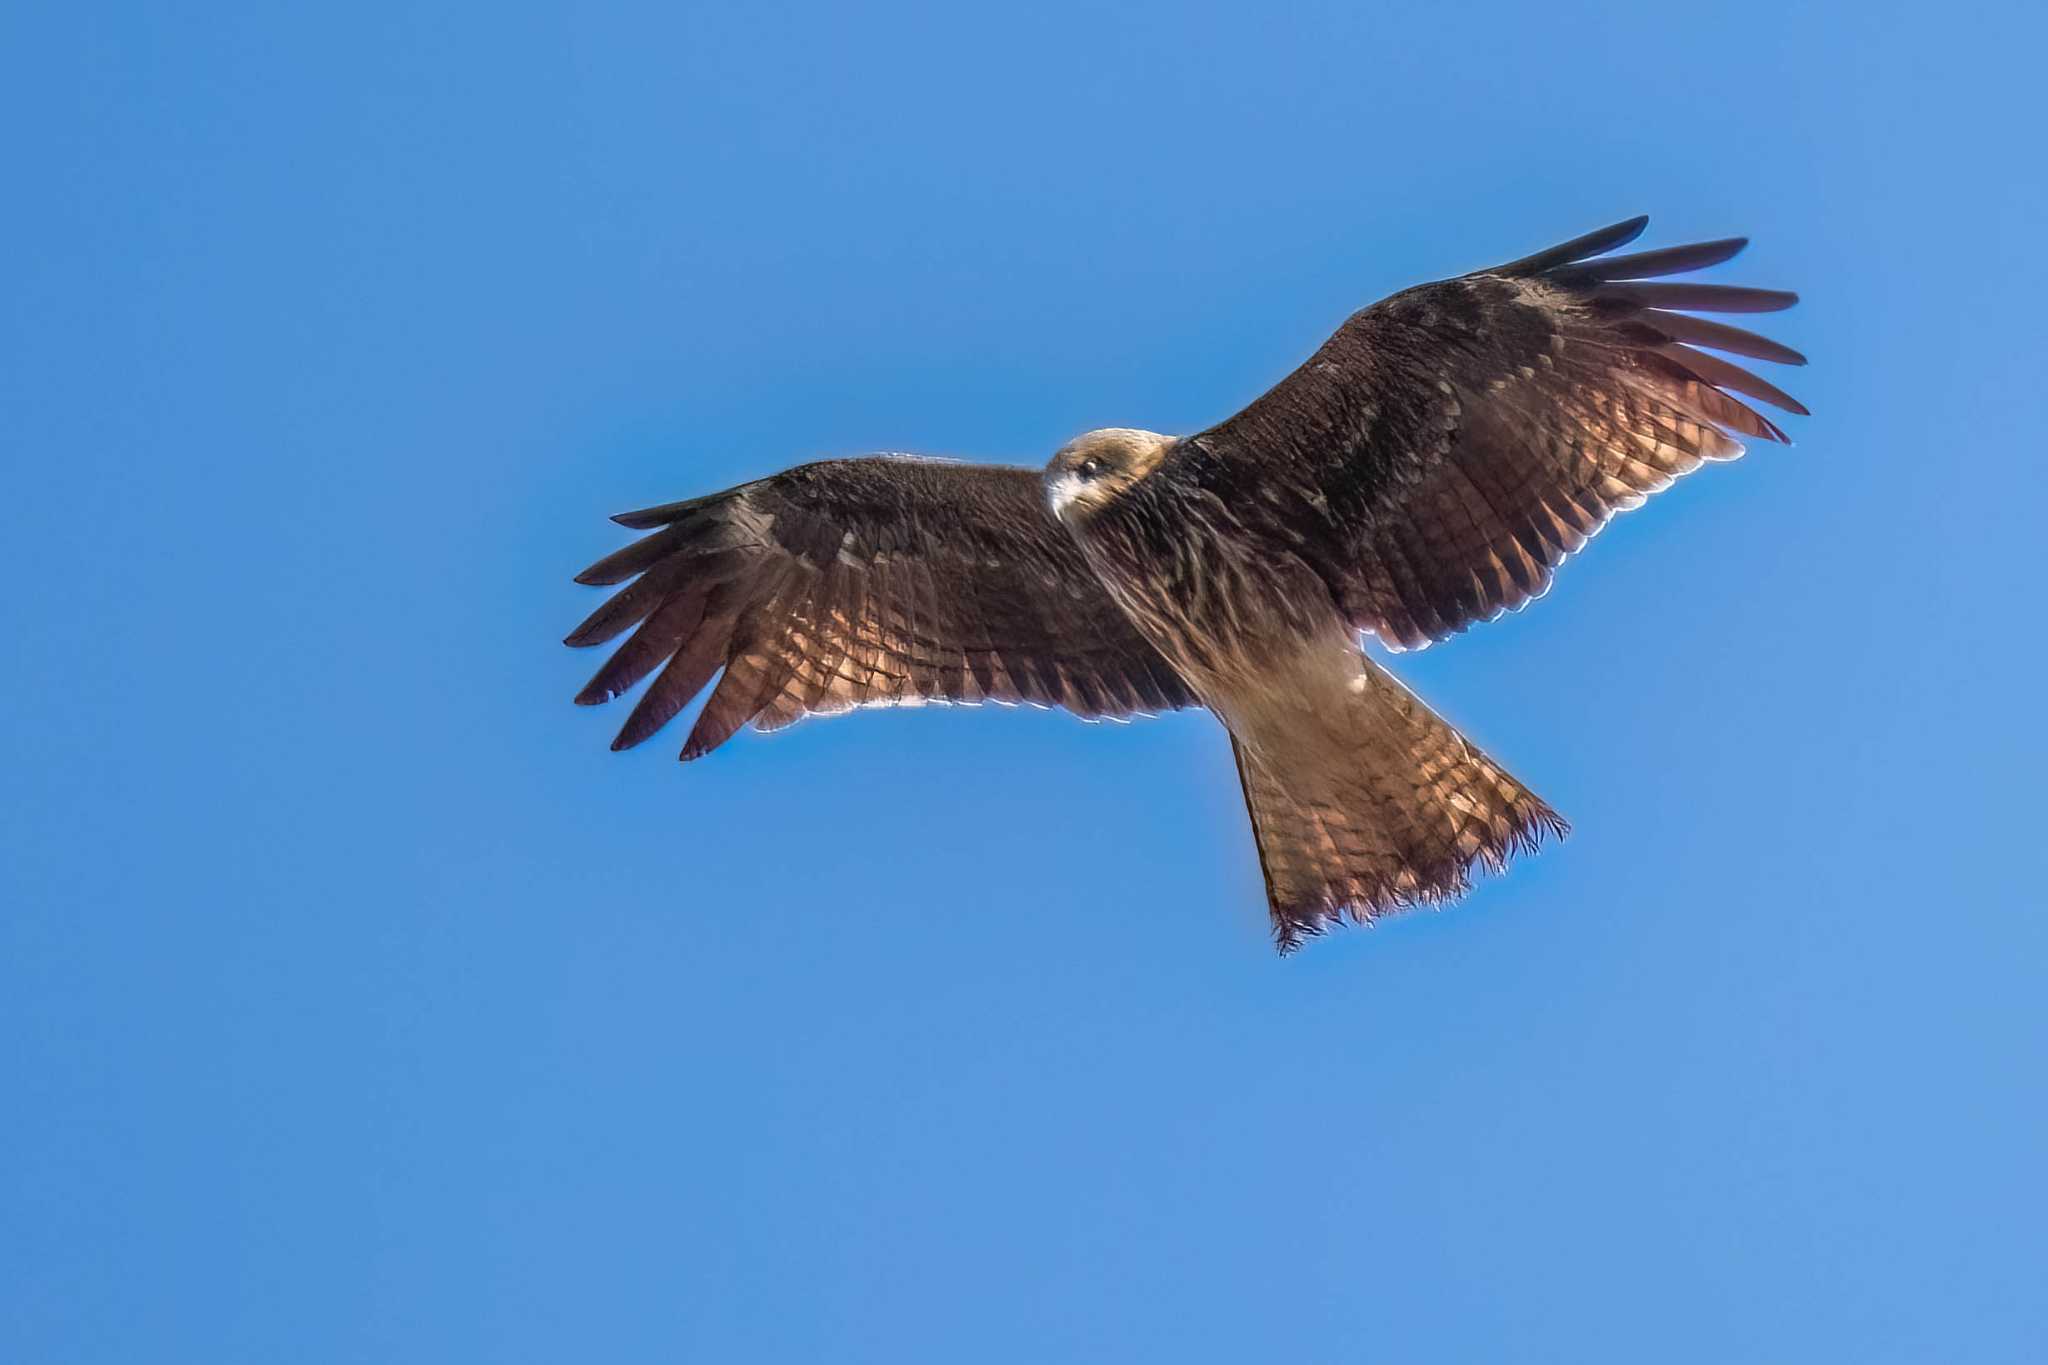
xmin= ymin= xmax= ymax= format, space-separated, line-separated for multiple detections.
xmin=4 ymin=2 xmax=2042 ymax=1360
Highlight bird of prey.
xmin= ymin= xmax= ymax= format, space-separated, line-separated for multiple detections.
xmin=564 ymin=216 xmax=1805 ymax=950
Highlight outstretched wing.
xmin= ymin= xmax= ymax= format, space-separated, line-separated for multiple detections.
xmin=566 ymin=456 xmax=1199 ymax=757
xmin=1175 ymin=216 xmax=1806 ymax=649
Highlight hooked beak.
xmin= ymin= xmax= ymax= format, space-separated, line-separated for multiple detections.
xmin=1045 ymin=471 xmax=1086 ymax=522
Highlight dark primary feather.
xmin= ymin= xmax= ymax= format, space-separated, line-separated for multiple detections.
xmin=566 ymin=457 xmax=1199 ymax=757
xmin=1488 ymin=214 xmax=1648 ymax=274
xmin=1175 ymin=216 xmax=1808 ymax=650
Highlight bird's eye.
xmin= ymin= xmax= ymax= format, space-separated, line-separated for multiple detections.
xmin=1078 ymin=458 xmax=1105 ymax=480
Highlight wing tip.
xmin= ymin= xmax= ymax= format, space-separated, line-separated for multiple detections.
xmin=1601 ymin=214 xmax=1651 ymax=245
xmin=610 ymin=494 xmax=713 ymax=529
xmin=611 ymin=486 xmax=748 ymax=530
xmin=1493 ymin=215 xmax=1651 ymax=276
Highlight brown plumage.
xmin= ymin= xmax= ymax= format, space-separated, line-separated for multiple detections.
xmin=566 ymin=216 xmax=1805 ymax=951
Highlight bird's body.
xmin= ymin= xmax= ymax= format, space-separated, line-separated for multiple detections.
xmin=565 ymin=217 xmax=1806 ymax=950
xmin=1062 ymin=435 xmax=1566 ymax=940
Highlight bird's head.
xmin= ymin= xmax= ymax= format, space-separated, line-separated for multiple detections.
xmin=1043 ymin=428 xmax=1175 ymax=523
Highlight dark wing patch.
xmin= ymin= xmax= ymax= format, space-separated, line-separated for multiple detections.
xmin=566 ymin=457 xmax=1199 ymax=757
xmin=1178 ymin=216 xmax=1806 ymax=649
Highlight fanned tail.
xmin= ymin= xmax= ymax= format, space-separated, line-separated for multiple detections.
xmin=1231 ymin=659 xmax=1566 ymax=952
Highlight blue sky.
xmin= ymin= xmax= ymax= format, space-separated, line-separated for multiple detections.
xmin=4 ymin=1 xmax=2043 ymax=1360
